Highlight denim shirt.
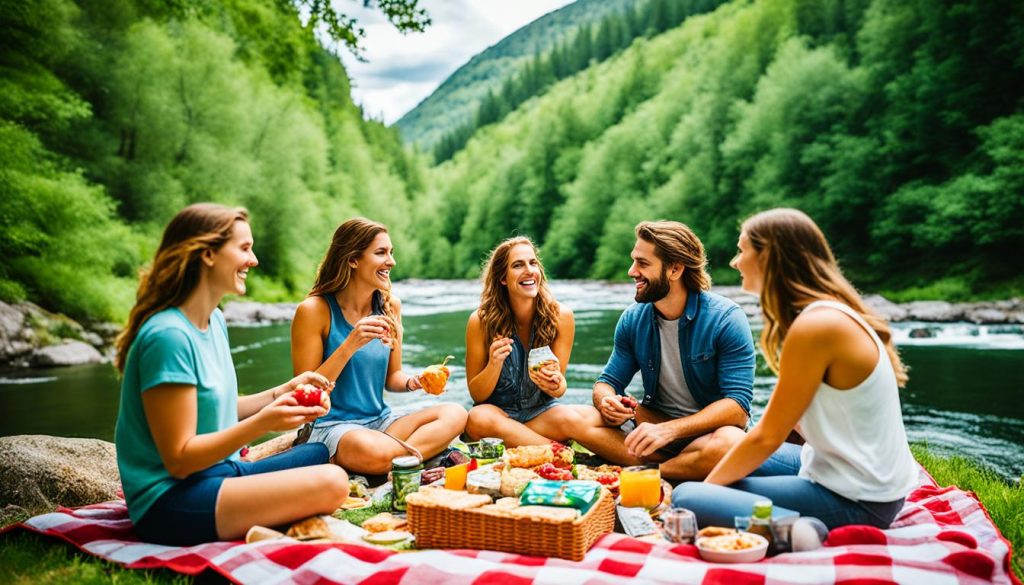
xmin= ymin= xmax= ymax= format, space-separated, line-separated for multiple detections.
xmin=597 ymin=290 xmax=755 ymax=415
xmin=483 ymin=330 xmax=554 ymax=414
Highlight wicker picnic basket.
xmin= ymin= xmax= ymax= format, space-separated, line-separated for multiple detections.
xmin=406 ymin=487 xmax=615 ymax=561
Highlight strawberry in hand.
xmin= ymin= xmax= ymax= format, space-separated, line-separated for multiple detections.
xmin=293 ymin=384 xmax=323 ymax=407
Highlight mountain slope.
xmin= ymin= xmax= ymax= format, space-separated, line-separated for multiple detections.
xmin=408 ymin=0 xmax=1024 ymax=296
xmin=394 ymin=0 xmax=637 ymax=149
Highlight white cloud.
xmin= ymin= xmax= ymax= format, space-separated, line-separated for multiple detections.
xmin=333 ymin=0 xmax=574 ymax=124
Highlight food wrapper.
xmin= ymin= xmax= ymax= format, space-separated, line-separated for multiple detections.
xmin=528 ymin=346 xmax=559 ymax=373
xmin=519 ymin=479 xmax=602 ymax=514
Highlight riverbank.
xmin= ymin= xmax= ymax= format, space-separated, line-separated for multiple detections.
xmin=2 ymin=283 xmax=1022 ymax=369
xmin=1 ymin=445 xmax=1019 ymax=582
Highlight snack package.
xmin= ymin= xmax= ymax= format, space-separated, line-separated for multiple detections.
xmin=527 ymin=346 xmax=559 ymax=373
xmin=519 ymin=480 xmax=602 ymax=514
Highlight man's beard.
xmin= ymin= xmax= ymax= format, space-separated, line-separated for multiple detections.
xmin=635 ymin=269 xmax=671 ymax=303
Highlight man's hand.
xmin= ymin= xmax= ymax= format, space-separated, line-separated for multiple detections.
xmin=598 ymin=394 xmax=634 ymax=426
xmin=624 ymin=421 xmax=676 ymax=459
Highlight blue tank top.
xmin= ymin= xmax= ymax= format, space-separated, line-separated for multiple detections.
xmin=316 ymin=292 xmax=392 ymax=423
xmin=484 ymin=329 xmax=554 ymax=413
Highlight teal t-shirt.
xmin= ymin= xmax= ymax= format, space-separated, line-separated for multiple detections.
xmin=115 ymin=307 xmax=239 ymax=523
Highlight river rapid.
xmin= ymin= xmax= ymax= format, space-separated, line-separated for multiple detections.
xmin=1 ymin=281 xmax=1022 ymax=481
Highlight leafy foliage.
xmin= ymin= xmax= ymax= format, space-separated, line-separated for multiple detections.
xmin=432 ymin=0 xmax=729 ymax=163
xmin=414 ymin=0 xmax=1024 ymax=296
xmin=395 ymin=0 xmax=637 ymax=150
xmin=0 ymin=0 xmax=426 ymax=321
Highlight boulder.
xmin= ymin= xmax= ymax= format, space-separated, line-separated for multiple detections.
xmin=0 ymin=301 xmax=28 ymax=362
xmin=222 ymin=301 xmax=297 ymax=325
xmin=0 ymin=435 xmax=121 ymax=520
xmin=30 ymin=340 xmax=104 ymax=367
xmin=903 ymin=301 xmax=960 ymax=322
xmin=864 ymin=294 xmax=909 ymax=322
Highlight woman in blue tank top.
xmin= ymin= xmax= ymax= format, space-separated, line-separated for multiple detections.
xmin=291 ymin=218 xmax=468 ymax=475
xmin=465 ymin=236 xmax=635 ymax=460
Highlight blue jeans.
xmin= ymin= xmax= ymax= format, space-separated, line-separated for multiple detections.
xmin=134 ymin=443 xmax=330 ymax=545
xmin=672 ymin=443 xmax=905 ymax=530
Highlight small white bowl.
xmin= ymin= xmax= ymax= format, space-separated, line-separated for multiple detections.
xmin=696 ymin=532 xmax=769 ymax=563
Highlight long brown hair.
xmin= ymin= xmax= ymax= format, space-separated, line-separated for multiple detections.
xmin=308 ymin=218 xmax=396 ymax=323
xmin=635 ymin=220 xmax=711 ymax=292
xmin=478 ymin=236 xmax=560 ymax=349
xmin=115 ymin=203 xmax=249 ymax=372
xmin=741 ymin=208 xmax=908 ymax=386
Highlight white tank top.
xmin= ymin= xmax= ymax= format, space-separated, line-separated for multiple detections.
xmin=796 ymin=301 xmax=918 ymax=502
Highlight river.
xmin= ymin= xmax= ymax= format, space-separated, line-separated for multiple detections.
xmin=1 ymin=281 xmax=1022 ymax=481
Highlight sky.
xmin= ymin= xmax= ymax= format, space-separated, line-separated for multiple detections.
xmin=333 ymin=0 xmax=574 ymax=125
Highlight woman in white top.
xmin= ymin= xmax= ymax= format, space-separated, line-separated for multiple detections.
xmin=673 ymin=208 xmax=918 ymax=529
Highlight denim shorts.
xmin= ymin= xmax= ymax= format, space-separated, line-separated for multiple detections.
xmin=310 ymin=410 xmax=404 ymax=459
xmin=504 ymin=399 xmax=561 ymax=424
xmin=132 ymin=443 xmax=329 ymax=546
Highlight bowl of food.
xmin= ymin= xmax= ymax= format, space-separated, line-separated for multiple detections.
xmin=695 ymin=527 xmax=769 ymax=563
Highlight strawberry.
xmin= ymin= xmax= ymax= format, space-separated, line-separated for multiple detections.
xmin=621 ymin=395 xmax=638 ymax=409
xmin=293 ymin=384 xmax=323 ymax=407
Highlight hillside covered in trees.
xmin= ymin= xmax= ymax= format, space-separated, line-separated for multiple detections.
xmin=394 ymin=0 xmax=636 ymax=150
xmin=3 ymin=0 xmax=1023 ymax=326
xmin=431 ymin=0 xmax=729 ymax=164
xmin=411 ymin=0 xmax=1024 ymax=300
xmin=1 ymin=0 xmax=426 ymax=322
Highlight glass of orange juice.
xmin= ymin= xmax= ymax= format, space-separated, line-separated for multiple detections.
xmin=619 ymin=466 xmax=662 ymax=509
xmin=445 ymin=463 xmax=468 ymax=491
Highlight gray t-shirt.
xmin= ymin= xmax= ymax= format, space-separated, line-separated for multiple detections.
xmin=653 ymin=315 xmax=701 ymax=418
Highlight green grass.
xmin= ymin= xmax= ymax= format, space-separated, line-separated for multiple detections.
xmin=0 ymin=531 xmax=195 ymax=584
xmin=1 ymin=448 xmax=1020 ymax=582
xmin=911 ymin=444 xmax=1024 ymax=580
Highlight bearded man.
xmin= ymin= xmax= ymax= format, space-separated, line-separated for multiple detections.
xmin=592 ymin=221 xmax=756 ymax=480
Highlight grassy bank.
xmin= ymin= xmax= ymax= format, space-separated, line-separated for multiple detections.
xmin=1 ymin=447 xmax=1021 ymax=582
xmin=911 ymin=445 xmax=1023 ymax=580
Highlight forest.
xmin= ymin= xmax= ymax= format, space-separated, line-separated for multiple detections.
xmin=412 ymin=0 xmax=1024 ymax=300
xmin=2 ymin=0 xmax=1023 ymax=325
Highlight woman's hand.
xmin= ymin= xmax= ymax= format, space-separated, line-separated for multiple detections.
xmin=278 ymin=371 xmax=334 ymax=397
xmin=488 ymin=337 xmax=514 ymax=367
xmin=257 ymin=392 xmax=326 ymax=433
xmin=343 ymin=316 xmax=395 ymax=352
xmin=528 ymin=362 xmax=563 ymax=396
xmin=406 ymin=374 xmax=424 ymax=392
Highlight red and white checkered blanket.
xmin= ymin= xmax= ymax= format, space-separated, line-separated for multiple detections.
xmin=3 ymin=468 xmax=1019 ymax=584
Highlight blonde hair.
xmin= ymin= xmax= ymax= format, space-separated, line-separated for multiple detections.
xmin=742 ymin=208 xmax=908 ymax=386
xmin=116 ymin=203 xmax=249 ymax=372
xmin=308 ymin=218 xmax=396 ymax=323
xmin=635 ymin=221 xmax=711 ymax=292
xmin=478 ymin=236 xmax=560 ymax=349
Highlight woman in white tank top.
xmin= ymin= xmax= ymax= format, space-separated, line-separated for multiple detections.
xmin=673 ymin=208 xmax=918 ymax=529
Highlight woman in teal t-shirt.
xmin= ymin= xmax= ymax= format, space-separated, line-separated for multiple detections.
xmin=291 ymin=217 xmax=467 ymax=475
xmin=114 ymin=203 xmax=348 ymax=546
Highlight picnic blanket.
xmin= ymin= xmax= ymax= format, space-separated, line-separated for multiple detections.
xmin=3 ymin=468 xmax=1019 ymax=585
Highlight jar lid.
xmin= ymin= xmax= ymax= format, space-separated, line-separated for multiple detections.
xmin=392 ymin=455 xmax=422 ymax=469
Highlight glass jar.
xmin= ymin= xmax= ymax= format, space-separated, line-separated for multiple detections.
xmin=391 ymin=455 xmax=423 ymax=511
xmin=748 ymin=498 xmax=775 ymax=552
xmin=661 ymin=507 xmax=698 ymax=544
xmin=478 ymin=437 xmax=505 ymax=463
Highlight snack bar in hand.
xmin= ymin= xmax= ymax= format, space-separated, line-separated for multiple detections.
xmin=527 ymin=346 xmax=559 ymax=372
xmin=420 ymin=355 xmax=454 ymax=395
